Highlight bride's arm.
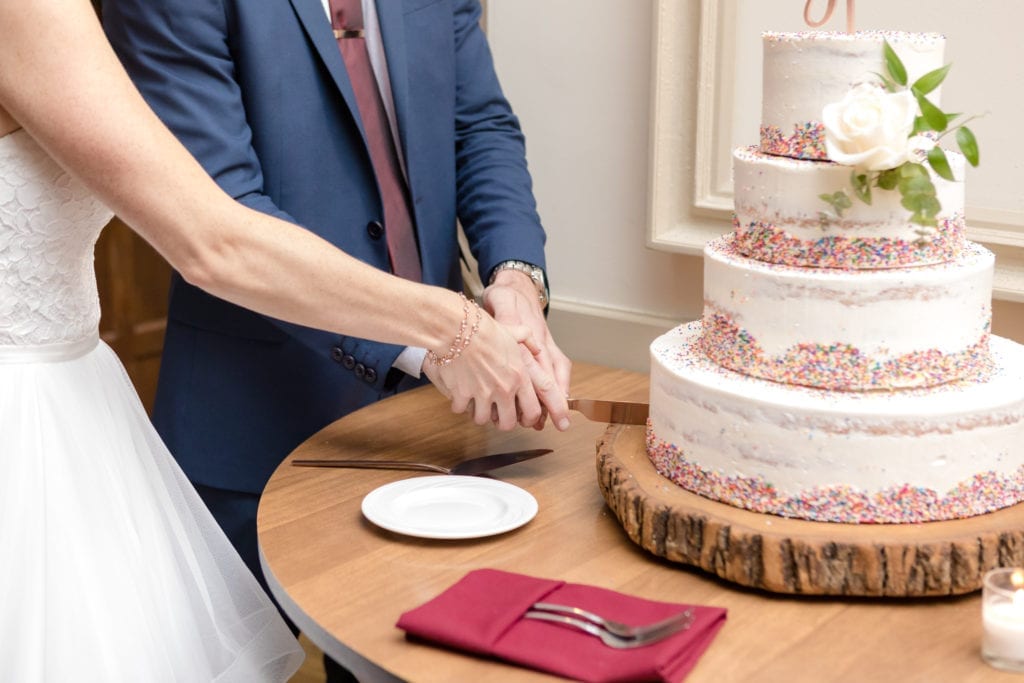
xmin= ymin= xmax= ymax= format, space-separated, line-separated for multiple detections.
xmin=0 ymin=0 xmax=569 ymax=431
xmin=0 ymin=0 xmax=436 ymax=348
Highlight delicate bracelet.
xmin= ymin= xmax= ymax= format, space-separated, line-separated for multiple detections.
xmin=427 ymin=292 xmax=483 ymax=367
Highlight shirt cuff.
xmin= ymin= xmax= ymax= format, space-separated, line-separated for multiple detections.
xmin=393 ymin=346 xmax=427 ymax=379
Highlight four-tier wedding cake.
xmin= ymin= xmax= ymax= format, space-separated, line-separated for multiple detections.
xmin=646 ymin=30 xmax=1024 ymax=524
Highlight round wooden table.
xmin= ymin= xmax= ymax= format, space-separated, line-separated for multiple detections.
xmin=257 ymin=363 xmax=1018 ymax=682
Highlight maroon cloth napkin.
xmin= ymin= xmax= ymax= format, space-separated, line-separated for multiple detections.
xmin=396 ymin=569 xmax=727 ymax=682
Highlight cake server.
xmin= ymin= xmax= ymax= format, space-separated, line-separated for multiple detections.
xmin=568 ymin=398 xmax=649 ymax=425
xmin=291 ymin=448 xmax=553 ymax=476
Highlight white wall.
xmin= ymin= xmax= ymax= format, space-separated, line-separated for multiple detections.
xmin=485 ymin=0 xmax=1024 ymax=373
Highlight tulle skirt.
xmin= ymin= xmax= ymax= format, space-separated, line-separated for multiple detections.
xmin=0 ymin=335 xmax=304 ymax=682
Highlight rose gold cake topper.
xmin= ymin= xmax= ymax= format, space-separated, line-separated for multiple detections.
xmin=803 ymin=0 xmax=856 ymax=34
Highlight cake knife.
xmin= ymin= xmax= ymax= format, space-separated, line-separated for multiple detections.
xmin=568 ymin=398 xmax=649 ymax=425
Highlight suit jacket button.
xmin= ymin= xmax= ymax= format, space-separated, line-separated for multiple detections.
xmin=366 ymin=220 xmax=384 ymax=240
xmin=330 ymin=346 xmax=344 ymax=363
xmin=354 ymin=362 xmax=366 ymax=379
xmin=364 ymin=367 xmax=377 ymax=383
xmin=342 ymin=354 xmax=356 ymax=370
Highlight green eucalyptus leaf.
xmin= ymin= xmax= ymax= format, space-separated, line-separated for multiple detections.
xmin=911 ymin=64 xmax=952 ymax=95
xmin=903 ymin=199 xmax=939 ymax=223
xmin=900 ymin=176 xmax=934 ymax=199
xmin=901 ymin=191 xmax=929 ymax=209
xmin=877 ymin=167 xmax=901 ymax=190
xmin=860 ymin=185 xmax=872 ymax=205
xmin=909 ymin=211 xmax=938 ymax=227
xmin=883 ymin=40 xmax=907 ymax=86
xmin=899 ymin=174 xmax=938 ymax=220
xmin=957 ymin=126 xmax=980 ymax=166
xmin=915 ymin=92 xmax=948 ymax=132
xmin=921 ymin=197 xmax=941 ymax=217
xmin=927 ymin=146 xmax=955 ymax=181
xmin=818 ymin=190 xmax=852 ymax=217
xmin=850 ymin=171 xmax=872 ymax=204
xmin=900 ymin=184 xmax=939 ymax=212
xmin=899 ymin=162 xmax=929 ymax=180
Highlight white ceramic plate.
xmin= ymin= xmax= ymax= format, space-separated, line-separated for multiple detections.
xmin=361 ymin=475 xmax=538 ymax=539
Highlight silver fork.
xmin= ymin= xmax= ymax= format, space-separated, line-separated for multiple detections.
xmin=523 ymin=606 xmax=695 ymax=649
xmin=523 ymin=611 xmax=658 ymax=649
xmin=531 ymin=601 xmax=695 ymax=640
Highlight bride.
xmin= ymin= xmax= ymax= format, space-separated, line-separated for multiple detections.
xmin=0 ymin=0 xmax=569 ymax=680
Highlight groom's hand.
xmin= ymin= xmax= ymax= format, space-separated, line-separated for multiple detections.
xmin=483 ymin=271 xmax=572 ymax=430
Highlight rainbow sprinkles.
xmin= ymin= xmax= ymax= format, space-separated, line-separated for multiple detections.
xmin=646 ymin=426 xmax=1024 ymax=524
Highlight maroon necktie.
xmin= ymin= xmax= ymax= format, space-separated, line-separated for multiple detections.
xmin=330 ymin=0 xmax=422 ymax=281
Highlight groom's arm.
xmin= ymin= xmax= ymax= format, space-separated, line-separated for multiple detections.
xmin=448 ymin=0 xmax=572 ymax=401
xmin=450 ymin=0 xmax=548 ymax=282
xmin=101 ymin=0 xmax=290 ymax=224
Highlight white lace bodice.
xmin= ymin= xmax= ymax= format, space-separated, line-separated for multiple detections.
xmin=0 ymin=130 xmax=113 ymax=346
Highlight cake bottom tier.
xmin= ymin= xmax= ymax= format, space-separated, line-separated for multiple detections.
xmin=649 ymin=321 xmax=1024 ymax=523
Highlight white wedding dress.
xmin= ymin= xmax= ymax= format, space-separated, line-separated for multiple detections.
xmin=0 ymin=129 xmax=305 ymax=681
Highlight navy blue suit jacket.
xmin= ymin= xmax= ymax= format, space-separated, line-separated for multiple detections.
xmin=103 ymin=0 xmax=548 ymax=493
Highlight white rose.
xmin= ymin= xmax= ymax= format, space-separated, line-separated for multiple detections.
xmin=823 ymin=83 xmax=917 ymax=171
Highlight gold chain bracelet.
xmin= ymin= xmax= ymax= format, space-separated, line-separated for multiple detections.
xmin=426 ymin=292 xmax=483 ymax=367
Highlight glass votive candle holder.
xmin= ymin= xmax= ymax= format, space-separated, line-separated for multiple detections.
xmin=982 ymin=567 xmax=1024 ymax=672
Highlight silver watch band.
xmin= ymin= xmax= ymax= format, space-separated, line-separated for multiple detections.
xmin=489 ymin=260 xmax=549 ymax=310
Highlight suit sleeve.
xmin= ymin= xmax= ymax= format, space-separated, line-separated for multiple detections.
xmin=450 ymin=0 xmax=549 ymax=286
xmin=101 ymin=0 xmax=408 ymax=380
xmin=102 ymin=0 xmax=292 ymax=222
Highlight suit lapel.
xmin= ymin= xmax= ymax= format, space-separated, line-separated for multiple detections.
xmin=287 ymin=0 xmax=367 ymax=141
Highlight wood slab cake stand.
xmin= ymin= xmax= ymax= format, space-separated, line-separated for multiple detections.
xmin=597 ymin=424 xmax=1024 ymax=598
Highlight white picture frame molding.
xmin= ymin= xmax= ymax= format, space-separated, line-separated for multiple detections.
xmin=646 ymin=0 xmax=1024 ymax=303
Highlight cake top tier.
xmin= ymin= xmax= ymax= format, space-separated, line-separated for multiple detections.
xmin=760 ymin=30 xmax=946 ymax=161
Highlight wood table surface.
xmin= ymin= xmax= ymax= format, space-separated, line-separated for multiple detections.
xmin=257 ymin=362 xmax=1021 ymax=683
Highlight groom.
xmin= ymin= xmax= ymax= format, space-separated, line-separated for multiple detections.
xmin=102 ymin=0 xmax=568 ymax=678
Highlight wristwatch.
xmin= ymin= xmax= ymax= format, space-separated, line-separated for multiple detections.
xmin=489 ymin=260 xmax=549 ymax=311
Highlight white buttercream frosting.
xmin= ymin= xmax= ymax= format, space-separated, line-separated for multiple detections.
xmin=648 ymin=322 xmax=1024 ymax=523
xmin=701 ymin=236 xmax=992 ymax=389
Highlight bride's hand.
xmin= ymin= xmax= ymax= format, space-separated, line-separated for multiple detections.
xmin=422 ymin=311 xmax=564 ymax=431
